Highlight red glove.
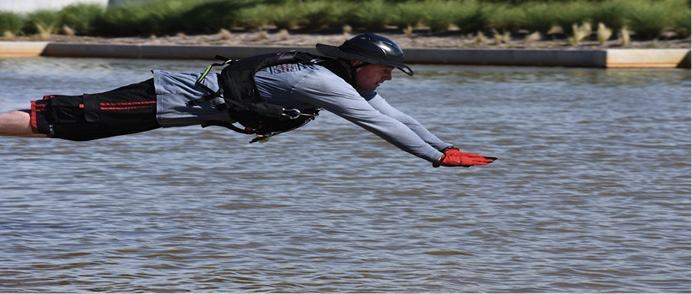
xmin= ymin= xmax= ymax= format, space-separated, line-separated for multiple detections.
xmin=433 ymin=148 xmax=497 ymax=168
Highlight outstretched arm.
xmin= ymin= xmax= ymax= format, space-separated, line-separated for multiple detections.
xmin=0 ymin=110 xmax=48 ymax=138
xmin=366 ymin=94 xmax=453 ymax=151
xmin=367 ymin=94 xmax=496 ymax=167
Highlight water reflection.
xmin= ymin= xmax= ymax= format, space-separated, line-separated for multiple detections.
xmin=0 ymin=57 xmax=690 ymax=292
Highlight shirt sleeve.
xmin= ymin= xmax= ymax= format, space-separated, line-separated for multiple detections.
xmin=291 ymin=71 xmax=444 ymax=162
xmin=366 ymin=93 xmax=454 ymax=151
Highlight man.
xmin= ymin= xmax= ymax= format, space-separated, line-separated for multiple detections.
xmin=0 ymin=33 xmax=495 ymax=168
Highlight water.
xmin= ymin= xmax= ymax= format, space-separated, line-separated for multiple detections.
xmin=0 ymin=57 xmax=690 ymax=292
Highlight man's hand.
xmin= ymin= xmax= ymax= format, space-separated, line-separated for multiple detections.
xmin=433 ymin=148 xmax=497 ymax=168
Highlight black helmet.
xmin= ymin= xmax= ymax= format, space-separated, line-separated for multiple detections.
xmin=316 ymin=33 xmax=414 ymax=76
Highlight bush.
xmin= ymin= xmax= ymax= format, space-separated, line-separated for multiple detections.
xmin=94 ymin=0 xmax=199 ymax=35
xmin=24 ymin=10 xmax=62 ymax=35
xmin=5 ymin=0 xmax=686 ymax=40
xmin=672 ymin=8 xmax=691 ymax=38
xmin=95 ymin=1 xmax=160 ymax=35
xmin=0 ymin=12 xmax=25 ymax=34
xmin=554 ymin=1 xmax=597 ymax=35
xmin=299 ymin=1 xmax=335 ymax=30
xmin=350 ymin=0 xmax=390 ymax=30
xmin=391 ymin=1 xmax=428 ymax=29
xmin=270 ymin=5 xmax=301 ymax=30
xmin=520 ymin=2 xmax=556 ymax=34
xmin=592 ymin=0 xmax=631 ymax=31
xmin=453 ymin=0 xmax=487 ymax=33
xmin=60 ymin=3 xmax=104 ymax=35
xmin=324 ymin=2 xmax=362 ymax=30
xmin=176 ymin=0 xmax=244 ymax=33
xmin=424 ymin=1 xmax=460 ymax=33
xmin=626 ymin=0 xmax=670 ymax=38
xmin=237 ymin=4 xmax=273 ymax=30
xmin=485 ymin=4 xmax=524 ymax=33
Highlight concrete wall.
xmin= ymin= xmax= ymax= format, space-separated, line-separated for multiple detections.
xmin=0 ymin=0 xmax=108 ymax=13
xmin=2 ymin=41 xmax=689 ymax=68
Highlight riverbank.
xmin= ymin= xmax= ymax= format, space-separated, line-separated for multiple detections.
xmin=1 ymin=30 xmax=690 ymax=68
xmin=5 ymin=29 xmax=692 ymax=50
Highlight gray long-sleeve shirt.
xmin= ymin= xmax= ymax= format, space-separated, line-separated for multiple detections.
xmin=152 ymin=63 xmax=451 ymax=162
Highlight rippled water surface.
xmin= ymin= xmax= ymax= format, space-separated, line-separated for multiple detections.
xmin=1 ymin=57 xmax=690 ymax=292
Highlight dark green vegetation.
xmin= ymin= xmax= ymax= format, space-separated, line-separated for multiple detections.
xmin=1 ymin=0 xmax=689 ymax=40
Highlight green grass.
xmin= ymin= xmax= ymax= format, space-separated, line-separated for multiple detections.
xmin=673 ymin=8 xmax=691 ymax=38
xmin=453 ymin=0 xmax=487 ymax=33
xmin=520 ymin=2 xmax=557 ymax=34
xmin=0 ymin=11 xmax=24 ymax=34
xmin=350 ymin=0 xmax=391 ymax=30
xmin=485 ymin=4 xmax=524 ymax=33
xmin=425 ymin=1 xmax=460 ymax=33
xmin=60 ymin=3 xmax=104 ymax=35
xmin=4 ymin=0 xmax=689 ymax=41
xmin=626 ymin=0 xmax=671 ymax=38
xmin=94 ymin=1 xmax=169 ymax=35
xmin=554 ymin=1 xmax=597 ymax=35
xmin=270 ymin=5 xmax=301 ymax=30
xmin=299 ymin=1 xmax=335 ymax=30
xmin=174 ymin=0 xmax=245 ymax=33
xmin=391 ymin=1 xmax=428 ymax=29
xmin=237 ymin=4 xmax=273 ymax=30
xmin=592 ymin=0 xmax=631 ymax=30
xmin=24 ymin=10 xmax=62 ymax=35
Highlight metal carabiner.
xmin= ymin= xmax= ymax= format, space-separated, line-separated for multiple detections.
xmin=282 ymin=108 xmax=302 ymax=120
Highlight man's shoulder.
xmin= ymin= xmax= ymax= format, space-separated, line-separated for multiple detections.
xmin=300 ymin=66 xmax=357 ymax=92
xmin=258 ymin=64 xmax=344 ymax=86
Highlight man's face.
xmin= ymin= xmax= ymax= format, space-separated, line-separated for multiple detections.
xmin=354 ymin=63 xmax=394 ymax=92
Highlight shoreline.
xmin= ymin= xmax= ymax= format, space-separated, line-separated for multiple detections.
xmin=5 ymin=29 xmax=691 ymax=50
xmin=1 ymin=31 xmax=690 ymax=68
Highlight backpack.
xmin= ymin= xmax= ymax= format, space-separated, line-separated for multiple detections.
xmin=192 ymin=51 xmax=321 ymax=143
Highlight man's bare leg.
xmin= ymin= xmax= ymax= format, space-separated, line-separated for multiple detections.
xmin=0 ymin=110 xmax=48 ymax=138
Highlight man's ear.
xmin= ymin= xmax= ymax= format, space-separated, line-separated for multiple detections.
xmin=351 ymin=60 xmax=365 ymax=67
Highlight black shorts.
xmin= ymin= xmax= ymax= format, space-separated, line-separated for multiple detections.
xmin=31 ymin=79 xmax=162 ymax=141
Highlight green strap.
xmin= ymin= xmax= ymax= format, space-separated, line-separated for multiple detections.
xmin=197 ymin=64 xmax=214 ymax=84
xmin=197 ymin=55 xmax=232 ymax=84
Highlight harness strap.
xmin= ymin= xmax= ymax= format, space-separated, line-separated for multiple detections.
xmin=201 ymin=120 xmax=255 ymax=134
xmin=189 ymin=56 xmax=233 ymax=106
xmin=194 ymin=51 xmax=321 ymax=142
xmin=187 ymin=89 xmax=222 ymax=106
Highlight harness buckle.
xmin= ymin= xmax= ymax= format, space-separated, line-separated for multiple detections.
xmin=282 ymin=108 xmax=302 ymax=120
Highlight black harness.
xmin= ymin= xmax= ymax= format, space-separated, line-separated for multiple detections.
xmin=192 ymin=51 xmax=321 ymax=143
